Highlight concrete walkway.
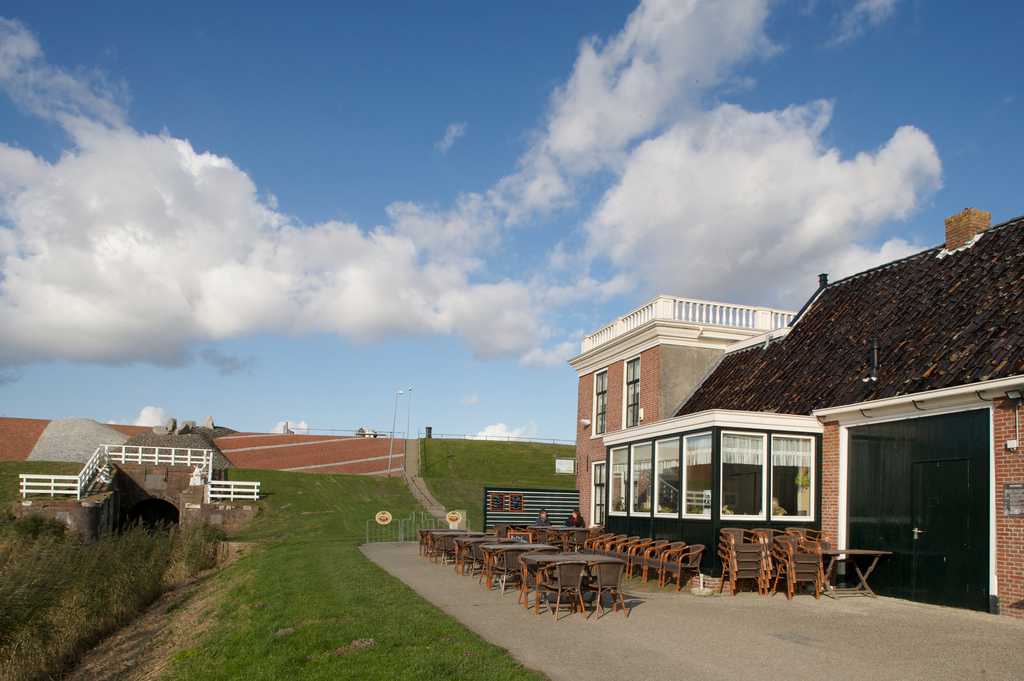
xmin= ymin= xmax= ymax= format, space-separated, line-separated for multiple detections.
xmin=362 ymin=542 xmax=1024 ymax=681
xmin=401 ymin=439 xmax=446 ymax=519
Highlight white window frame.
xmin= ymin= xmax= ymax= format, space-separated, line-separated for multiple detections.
xmin=629 ymin=442 xmax=654 ymax=516
xmin=591 ymin=460 xmax=607 ymax=526
xmin=770 ymin=434 xmax=815 ymax=522
xmin=719 ymin=431 xmax=767 ymax=521
xmin=624 ymin=357 xmax=640 ymax=428
xmin=653 ymin=437 xmax=681 ymax=518
xmin=681 ymin=431 xmax=714 ymax=520
xmin=608 ymin=446 xmax=628 ymax=516
xmin=594 ymin=370 xmax=608 ymax=436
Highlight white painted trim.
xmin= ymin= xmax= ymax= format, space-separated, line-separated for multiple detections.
xmin=813 ymin=376 xmax=1024 ymax=424
xmin=989 ymin=408 xmax=997 ymax=597
xmin=602 ymin=408 xmax=821 ymax=446
xmin=720 ymin=431 xmax=768 ymax=521
xmin=838 ymin=425 xmax=848 ymax=550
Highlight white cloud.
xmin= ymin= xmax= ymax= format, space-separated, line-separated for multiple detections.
xmin=435 ymin=122 xmax=466 ymax=154
xmin=0 ymin=20 xmax=543 ymax=367
xmin=829 ymin=0 xmax=900 ymax=47
xmin=460 ymin=394 xmax=478 ymax=405
xmin=133 ymin=406 xmax=172 ymax=427
xmin=469 ymin=421 xmax=537 ymax=440
xmin=0 ymin=2 xmax=944 ymax=371
xmin=580 ymin=102 xmax=941 ymax=307
xmin=273 ymin=420 xmax=309 ymax=434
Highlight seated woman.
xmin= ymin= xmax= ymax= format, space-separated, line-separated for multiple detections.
xmin=534 ymin=509 xmax=552 ymax=526
xmin=564 ymin=508 xmax=585 ymax=528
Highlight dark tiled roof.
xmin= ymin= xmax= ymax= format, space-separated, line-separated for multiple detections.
xmin=679 ymin=215 xmax=1024 ymax=416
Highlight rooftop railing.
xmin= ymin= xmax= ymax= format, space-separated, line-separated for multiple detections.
xmin=580 ymin=295 xmax=796 ymax=354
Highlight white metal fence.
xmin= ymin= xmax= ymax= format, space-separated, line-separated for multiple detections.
xmin=19 ymin=474 xmax=80 ymax=498
xmin=103 ymin=445 xmax=213 ymax=467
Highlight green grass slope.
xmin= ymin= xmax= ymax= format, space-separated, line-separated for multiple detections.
xmin=418 ymin=438 xmax=577 ymax=530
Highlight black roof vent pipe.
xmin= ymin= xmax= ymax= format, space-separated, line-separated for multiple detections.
xmin=789 ymin=273 xmax=831 ymax=327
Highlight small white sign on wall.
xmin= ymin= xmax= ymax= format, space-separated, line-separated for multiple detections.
xmin=555 ymin=458 xmax=576 ymax=475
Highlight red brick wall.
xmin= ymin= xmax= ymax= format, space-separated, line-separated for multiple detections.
xmin=216 ymin=435 xmax=399 ymax=475
xmin=575 ymin=346 xmax=662 ymax=526
xmin=994 ymin=396 xmax=1024 ymax=619
xmin=820 ymin=422 xmax=840 ymax=542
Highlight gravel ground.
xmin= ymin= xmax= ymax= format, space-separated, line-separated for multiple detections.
xmin=27 ymin=418 xmax=129 ymax=462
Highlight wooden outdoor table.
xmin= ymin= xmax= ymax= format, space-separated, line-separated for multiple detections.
xmin=478 ymin=543 xmax=559 ymax=591
xmin=820 ymin=549 xmax=892 ymax=599
xmin=454 ymin=536 xmax=522 ymax=574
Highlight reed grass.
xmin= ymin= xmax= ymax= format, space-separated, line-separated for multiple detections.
xmin=0 ymin=514 xmax=224 ymax=681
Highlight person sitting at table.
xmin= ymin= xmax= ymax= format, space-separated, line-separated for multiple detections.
xmin=564 ymin=508 xmax=585 ymax=528
xmin=535 ymin=509 xmax=551 ymax=526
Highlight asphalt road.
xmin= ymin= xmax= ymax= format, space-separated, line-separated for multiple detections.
xmin=361 ymin=542 xmax=1024 ymax=681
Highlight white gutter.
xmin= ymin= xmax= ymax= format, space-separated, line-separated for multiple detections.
xmin=813 ymin=375 xmax=1024 ymax=423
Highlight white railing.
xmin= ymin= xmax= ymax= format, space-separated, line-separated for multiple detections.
xmin=20 ymin=474 xmax=81 ymax=498
xmin=206 ymin=480 xmax=261 ymax=502
xmin=581 ymin=295 xmax=796 ymax=353
xmin=103 ymin=445 xmax=213 ymax=468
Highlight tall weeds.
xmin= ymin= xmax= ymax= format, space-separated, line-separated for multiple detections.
xmin=0 ymin=517 xmax=225 ymax=681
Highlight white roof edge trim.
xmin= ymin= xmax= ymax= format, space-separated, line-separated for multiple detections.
xmin=813 ymin=375 xmax=1024 ymax=422
xmin=602 ymin=409 xmax=822 ymax=446
xmin=723 ymin=327 xmax=792 ymax=354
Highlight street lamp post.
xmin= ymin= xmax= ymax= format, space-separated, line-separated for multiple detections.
xmin=387 ymin=390 xmax=404 ymax=476
xmin=405 ymin=388 xmax=413 ymax=476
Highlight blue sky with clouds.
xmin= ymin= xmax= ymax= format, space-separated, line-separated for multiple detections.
xmin=0 ymin=1 xmax=1021 ymax=440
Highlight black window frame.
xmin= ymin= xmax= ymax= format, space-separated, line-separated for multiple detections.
xmin=625 ymin=357 xmax=640 ymax=428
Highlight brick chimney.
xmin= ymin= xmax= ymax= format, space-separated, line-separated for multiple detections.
xmin=945 ymin=207 xmax=991 ymax=250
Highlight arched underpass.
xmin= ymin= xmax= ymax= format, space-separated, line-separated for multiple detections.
xmin=126 ymin=498 xmax=180 ymax=528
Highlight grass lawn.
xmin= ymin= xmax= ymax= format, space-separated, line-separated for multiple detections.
xmin=418 ymin=439 xmax=576 ymax=530
xmin=0 ymin=444 xmax=578 ymax=680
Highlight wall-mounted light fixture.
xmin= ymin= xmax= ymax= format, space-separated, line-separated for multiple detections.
xmin=1006 ymin=390 xmax=1022 ymax=452
xmin=580 ymin=419 xmax=591 ymax=427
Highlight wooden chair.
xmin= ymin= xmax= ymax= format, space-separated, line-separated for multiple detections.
xmin=660 ymin=544 xmax=705 ymax=591
xmin=518 ymin=549 xmax=560 ymax=611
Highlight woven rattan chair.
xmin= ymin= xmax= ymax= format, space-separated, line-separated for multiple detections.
xmin=496 ymin=546 xmax=531 ymax=594
xmin=660 ymin=544 xmax=705 ymax=591
xmin=518 ymin=549 xmax=561 ymax=610
xmin=718 ymin=529 xmax=768 ymax=596
xmin=568 ymin=529 xmax=591 ymax=552
xmin=640 ymin=541 xmax=685 ymax=584
xmin=591 ymin=559 xmax=628 ymax=618
xmin=536 ymin=560 xmax=589 ymax=619
xmin=771 ymin=535 xmax=824 ymax=600
xmin=625 ymin=539 xmax=665 ymax=578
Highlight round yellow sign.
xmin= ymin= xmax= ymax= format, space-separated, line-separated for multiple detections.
xmin=446 ymin=510 xmax=462 ymax=524
xmin=375 ymin=511 xmax=392 ymax=525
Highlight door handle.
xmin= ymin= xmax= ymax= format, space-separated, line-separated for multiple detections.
xmin=913 ymin=527 xmax=924 ymax=540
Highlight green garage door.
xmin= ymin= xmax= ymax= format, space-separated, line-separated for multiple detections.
xmin=848 ymin=410 xmax=989 ymax=612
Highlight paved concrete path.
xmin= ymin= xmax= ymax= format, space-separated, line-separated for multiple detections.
xmin=400 ymin=439 xmax=447 ymax=519
xmin=362 ymin=542 xmax=1024 ymax=681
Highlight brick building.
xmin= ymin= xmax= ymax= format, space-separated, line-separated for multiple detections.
xmin=570 ymin=207 xmax=1024 ymax=617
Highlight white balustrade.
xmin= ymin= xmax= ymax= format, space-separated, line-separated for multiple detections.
xmin=207 ymin=480 xmax=261 ymax=502
xmin=580 ymin=295 xmax=796 ymax=353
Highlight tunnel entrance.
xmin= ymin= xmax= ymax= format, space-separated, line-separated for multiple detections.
xmin=126 ymin=498 xmax=180 ymax=528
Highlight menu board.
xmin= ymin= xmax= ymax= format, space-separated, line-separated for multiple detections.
xmin=508 ymin=493 xmax=524 ymax=512
xmin=1004 ymin=483 xmax=1024 ymax=517
xmin=489 ymin=493 xmax=506 ymax=512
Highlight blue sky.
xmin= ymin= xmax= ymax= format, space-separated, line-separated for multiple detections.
xmin=0 ymin=1 xmax=1021 ymax=440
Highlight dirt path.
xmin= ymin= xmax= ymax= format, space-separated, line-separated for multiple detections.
xmin=64 ymin=542 xmax=257 ymax=681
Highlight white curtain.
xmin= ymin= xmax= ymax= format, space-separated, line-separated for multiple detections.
xmin=772 ymin=436 xmax=812 ymax=468
xmin=685 ymin=433 xmax=712 ymax=466
xmin=721 ymin=434 xmax=763 ymax=466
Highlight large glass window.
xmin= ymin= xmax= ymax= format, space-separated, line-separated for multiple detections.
xmin=771 ymin=436 xmax=813 ymax=519
xmin=592 ymin=461 xmax=606 ymax=525
xmin=630 ymin=443 xmax=653 ymax=514
xmin=720 ymin=432 xmax=765 ymax=518
xmin=625 ymin=358 xmax=640 ymax=427
xmin=594 ymin=371 xmax=607 ymax=435
xmin=683 ymin=432 xmax=713 ymax=517
xmin=655 ymin=438 xmax=680 ymax=516
xmin=610 ymin=447 xmax=628 ymax=515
